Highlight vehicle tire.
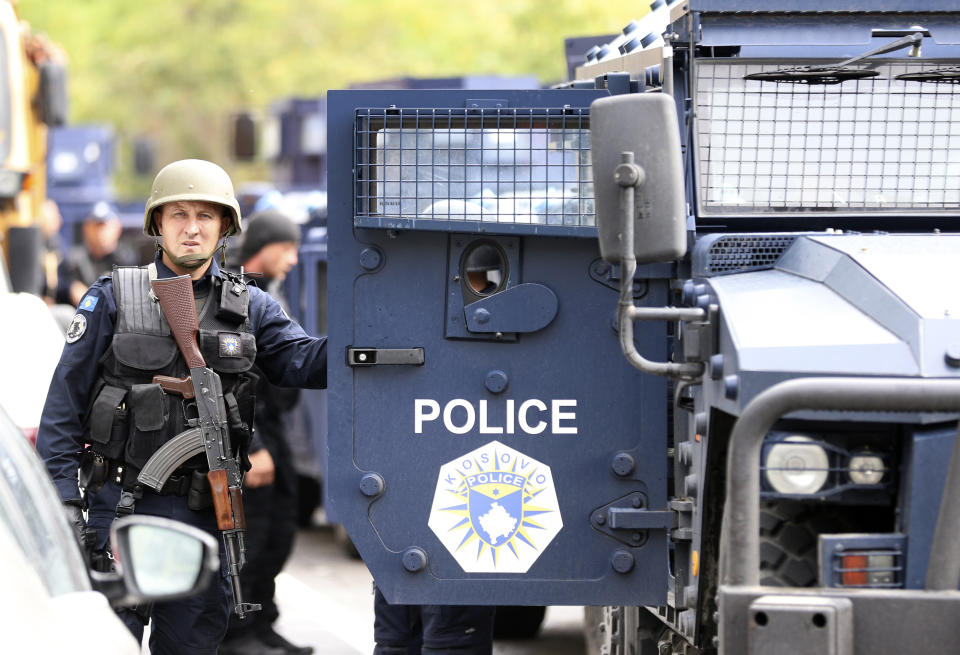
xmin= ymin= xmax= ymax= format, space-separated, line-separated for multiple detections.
xmin=759 ymin=501 xmax=858 ymax=587
xmin=492 ymin=605 xmax=546 ymax=640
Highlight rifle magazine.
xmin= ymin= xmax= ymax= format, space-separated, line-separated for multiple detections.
xmin=137 ymin=427 xmax=205 ymax=491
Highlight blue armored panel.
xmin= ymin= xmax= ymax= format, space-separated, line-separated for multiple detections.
xmin=47 ymin=124 xmax=114 ymax=190
xmin=692 ymin=1 xmax=960 ymax=12
xmin=326 ymin=88 xmax=673 ymax=606
xmin=47 ymin=124 xmax=116 ymax=239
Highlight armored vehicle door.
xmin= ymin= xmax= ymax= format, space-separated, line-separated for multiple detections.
xmin=327 ymin=89 xmax=672 ymax=605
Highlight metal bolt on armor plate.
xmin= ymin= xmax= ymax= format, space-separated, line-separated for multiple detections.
xmin=359 ymin=247 xmax=383 ymax=271
xmin=611 ymin=549 xmax=635 ymax=573
xmin=723 ymin=374 xmax=739 ymax=400
xmin=359 ymin=472 xmax=385 ymax=497
xmin=612 ymin=452 xmax=635 ymax=476
xmin=484 ymin=370 xmax=508 ymax=393
xmin=402 ymin=547 xmax=427 ymax=572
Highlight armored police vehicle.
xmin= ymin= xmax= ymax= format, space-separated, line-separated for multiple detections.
xmin=326 ymin=3 xmax=960 ymax=653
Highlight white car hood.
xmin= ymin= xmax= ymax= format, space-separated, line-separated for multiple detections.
xmin=0 ymin=524 xmax=139 ymax=654
xmin=0 ymin=292 xmax=63 ymax=429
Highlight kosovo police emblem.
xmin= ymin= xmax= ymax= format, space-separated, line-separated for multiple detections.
xmin=428 ymin=441 xmax=562 ymax=573
xmin=65 ymin=313 xmax=87 ymax=344
xmin=219 ymin=333 xmax=242 ymax=358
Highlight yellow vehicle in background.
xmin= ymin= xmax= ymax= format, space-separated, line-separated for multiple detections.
xmin=0 ymin=0 xmax=66 ymax=294
xmin=0 ymin=1 xmax=67 ymax=441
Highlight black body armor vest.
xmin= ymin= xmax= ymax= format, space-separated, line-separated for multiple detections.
xmin=85 ymin=266 xmax=258 ymax=476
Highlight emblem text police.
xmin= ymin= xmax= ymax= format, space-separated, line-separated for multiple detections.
xmin=415 ymin=399 xmax=577 ymax=435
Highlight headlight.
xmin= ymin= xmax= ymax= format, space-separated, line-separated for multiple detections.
xmin=51 ymin=151 xmax=79 ymax=176
xmin=849 ymin=453 xmax=886 ymax=485
xmin=764 ymin=435 xmax=829 ymax=495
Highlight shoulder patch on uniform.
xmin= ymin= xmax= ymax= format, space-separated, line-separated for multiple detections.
xmin=65 ymin=313 xmax=87 ymax=343
xmin=78 ymin=295 xmax=99 ymax=312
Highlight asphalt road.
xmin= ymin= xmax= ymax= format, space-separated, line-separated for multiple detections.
xmin=272 ymin=523 xmax=589 ymax=655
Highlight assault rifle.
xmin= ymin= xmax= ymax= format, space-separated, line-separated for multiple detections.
xmin=137 ymin=274 xmax=260 ymax=618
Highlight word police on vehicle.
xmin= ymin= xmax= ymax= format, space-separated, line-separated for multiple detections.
xmin=414 ymin=398 xmax=577 ymax=435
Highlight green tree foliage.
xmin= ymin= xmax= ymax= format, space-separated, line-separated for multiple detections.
xmin=20 ymin=0 xmax=631 ymax=195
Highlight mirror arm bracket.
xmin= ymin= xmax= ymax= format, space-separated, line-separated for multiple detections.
xmin=615 ymin=151 xmax=705 ymax=381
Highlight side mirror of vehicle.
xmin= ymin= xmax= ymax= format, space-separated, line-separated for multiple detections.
xmin=590 ymin=93 xmax=687 ymax=265
xmin=37 ymin=62 xmax=68 ymax=127
xmin=6 ymin=225 xmax=43 ymax=295
xmin=91 ymin=515 xmax=219 ymax=607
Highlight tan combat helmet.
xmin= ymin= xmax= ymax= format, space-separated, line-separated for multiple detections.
xmin=143 ymin=159 xmax=242 ymax=237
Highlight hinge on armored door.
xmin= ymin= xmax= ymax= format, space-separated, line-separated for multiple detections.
xmin=588 ymin=258 xmax=650 ymax=298
xmin=670 ymin=498 xmax=697 ymax=610
xmin=590 ymin=492 xmax=677 ymax=548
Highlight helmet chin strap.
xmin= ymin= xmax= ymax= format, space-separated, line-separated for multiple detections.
xmin=159 ymin=244 xmax=215 ymax=270
xmin=156 ymin=236 xmax=229 ymax=271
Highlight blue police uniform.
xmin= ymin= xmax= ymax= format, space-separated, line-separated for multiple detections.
xmin=37 ymin=254 xmax=327 ymax=655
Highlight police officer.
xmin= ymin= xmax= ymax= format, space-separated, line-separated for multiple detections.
xmin=56 ymin=200 xmax=136 ymax=306
xmin=373 ymin=587 xmax=496 ymax=655
xmin=36 ymin=159 xmax=327 ymax=655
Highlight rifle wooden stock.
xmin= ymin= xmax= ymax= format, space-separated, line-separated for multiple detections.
xmin=150 ymin=275 xmax=205 ymax=370
xmin=208 ymin=468 xmax=236 ymax=530
xmin=152 ymin=374 xmax=195 ymax=399
xmin=229 ymin=487 xmax=246 ymax=530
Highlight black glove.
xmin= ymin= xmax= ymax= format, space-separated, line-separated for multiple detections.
xmin=63 ymin=499 xmax=93 ymax=550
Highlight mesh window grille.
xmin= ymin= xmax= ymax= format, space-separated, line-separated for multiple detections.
xmin=705 ymin=235 xmax=797 ymax=275
xmin=696 ymin=60 xmax=960 ymax=214
xmin=354 ymin=108 xmax=595 ymax=233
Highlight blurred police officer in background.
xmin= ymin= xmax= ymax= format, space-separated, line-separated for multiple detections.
xmin=36 ymin=159 xmax=327 ymax=655
xmin=56 ymin=199 xmax=136 ymax=306
xmin=36 ymin=198 xmax=79 ymax=332
xmin=220 ymin=208 xmax=313 ymax=655
xmin=39 ymin=198 xmax=63 ymax=303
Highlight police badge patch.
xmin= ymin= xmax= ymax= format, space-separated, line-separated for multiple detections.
xmin=428 ymin=441 xmax=563 ymax=573
xmin=65 ymin=313 xmax=87 ymax=343
xmin=219 ymin=332 xmax=242 ymax=358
